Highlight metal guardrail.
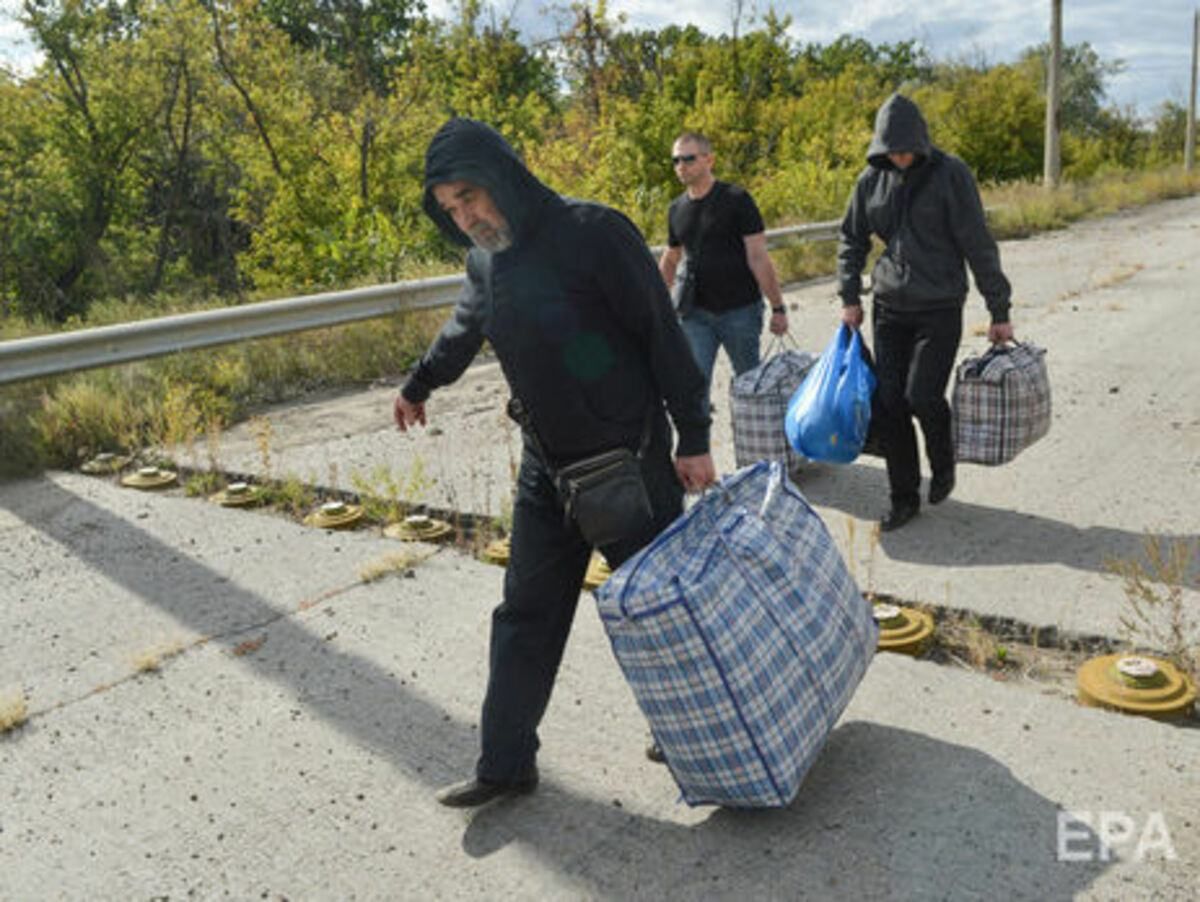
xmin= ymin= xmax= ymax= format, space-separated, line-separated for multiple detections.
xmin=0 ymin=220 xmax=840 ymax=386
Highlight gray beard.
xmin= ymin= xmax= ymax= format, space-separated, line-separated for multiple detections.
xmin=468 ymin=223 xmax=513 ymax=253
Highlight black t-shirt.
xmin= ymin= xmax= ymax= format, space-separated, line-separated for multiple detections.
xmin=667 ymin=181 xmax=765 ymax=313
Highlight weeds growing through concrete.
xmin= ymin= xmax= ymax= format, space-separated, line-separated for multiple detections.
xmin=184 ymin=471 xmax=223 ymax=498
xmin=260 ymin=475 xmax=318 ymax=518
xmin=349 ymin=458 xmax=432 ymax=525
xmin=1105 ymin=536 xmax=1200 ymax=683
xmin=843 ymin=516 xmax=881 ymax=599
xmin=132 ymin=640 xmax=187 ymax=674
xmin=0 ymin=690 xmax=28 ymax=733
xmin=250 ymin=415 xmax=274 ymax=475
xmin=936 ymin=611 xmax=1003 ymax=671
xmin=359 ymin=550 xmax=426 ymax=583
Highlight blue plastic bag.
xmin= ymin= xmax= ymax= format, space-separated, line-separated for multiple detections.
xmin=785 ymin=325 xmax=877 ymax=463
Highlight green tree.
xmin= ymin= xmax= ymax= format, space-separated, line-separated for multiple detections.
xmin=1019 ymin=42 xmax=1124 ymax=136
xmin=915 ymin=63 xmax=1045 ymax=183
xmin=258 ymin=0 xmax=425 ymax=97
xmin=1147 ymin=101 xmax=1188 ymax=165
xmin=17 ymin=0 xmax=170 ymax=318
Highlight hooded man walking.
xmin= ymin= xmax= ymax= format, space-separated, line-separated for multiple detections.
xmin=394 ymin=118 xmax=715 ymax=807
xmin=838 ymin=94 xmax=1014 ymax=531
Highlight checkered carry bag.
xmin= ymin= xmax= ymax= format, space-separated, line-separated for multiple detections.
xmin=593 ymin=461 xmax=878 ymax=808
xmin=730 ymin=343 xmax=817 ymax=471
xmin=952 ymin=342 xmax=1051 ymax=465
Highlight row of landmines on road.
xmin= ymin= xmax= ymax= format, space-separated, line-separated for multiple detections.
xmin=77 ymin=450 xmax=1199 ymax=724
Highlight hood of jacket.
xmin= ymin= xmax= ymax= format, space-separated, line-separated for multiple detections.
xmin=422 ymin=117 xmax=557 ymax=248
xmin=866 ymin=94 xmax=933 ymax=169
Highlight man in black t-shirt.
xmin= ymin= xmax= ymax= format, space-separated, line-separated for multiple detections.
xmin=659 ymin=131 xmax=788 ymax=404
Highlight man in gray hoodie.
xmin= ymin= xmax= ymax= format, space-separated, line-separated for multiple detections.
xmin=394 ymin=118 xmax=714 ymax=806
xmin=838 ymin=94 xmax=1014 ymax=531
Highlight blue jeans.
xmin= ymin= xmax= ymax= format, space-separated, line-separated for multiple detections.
xmin=680 ymin=303 xmax=763 ymax=399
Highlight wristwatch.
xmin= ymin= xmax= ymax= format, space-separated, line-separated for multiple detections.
xmin=771 ymin=305 xmax=787 ymax=315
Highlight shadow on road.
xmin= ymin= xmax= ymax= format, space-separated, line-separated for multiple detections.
xmin=794 ymin=463 xmax=1197 ymax=577
xmin=460 ymin=721 xmax=1110 ymax=898
xmin=0 ymin=478 xmax=1112 ymax=897
xmin=2 ymin=476 xmax=477 ymax=790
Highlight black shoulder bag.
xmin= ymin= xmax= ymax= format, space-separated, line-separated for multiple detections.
xmin=506 ymin=398 xmax=655 ymax=548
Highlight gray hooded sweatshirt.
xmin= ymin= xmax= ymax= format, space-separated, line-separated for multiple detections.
xmin=403 ymin=118 xmax=710 ymax=462
xmin=837 ymin=94 xmax=1011 ymax=323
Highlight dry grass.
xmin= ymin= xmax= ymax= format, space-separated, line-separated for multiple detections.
xmin=359 ymin=550 xmax=425 ymax=583
xmin=131 ymin=639 xmax=187 ymax=674
xmin=350 ymin=460 xmax=432 ymax=526
xmin=1105 ymin=536 xmax=1200 ymax=684
xmin=1094 ymin=264 xmax=1144 ymax=291
xmin=935 ymin=610 xmax=1002 ymax=670
xmin=983 ymin=168 xmax=1200 ymax=240
xmin=3 ymin=167 xmax=1197 ymax=480
xmin=1 ymin=308 xmax=442 ymax=479
xmin=0 ymin=690 xmax=29 ymax=733
xmin=232 ymin=635 xmax=267 ymax=657
xmin=843 ymin=516 xmax=882 ymax=599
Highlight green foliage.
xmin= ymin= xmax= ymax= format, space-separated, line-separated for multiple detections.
xmin=2 ymin=6 xmax=1198 ymax=479
xmin=1018 ymin=42 xmax=1124 ymax=135
xmin=349 ymin=458 xmax=432 ymax=524
xmin=259 ymin=474 xmax=318 ymax=518
xmin=1 ymin=6 xmax=1187 ymax=318
xmin=914 ymin=63 xmax=1044 ymax=183
xmin=258 ymin=0 xmax=424 ymax=97
xmin=2 ymin=303 xmax=442 ymax=476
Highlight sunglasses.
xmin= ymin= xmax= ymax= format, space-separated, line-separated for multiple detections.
xmin=671 ymin=153 xmax=699 ymax=165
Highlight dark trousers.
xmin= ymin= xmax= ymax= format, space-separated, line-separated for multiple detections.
xmin=872 ymin=304 xmax=962 ymax=507
xmin=476 ymin=417 xmax=683 ymax=782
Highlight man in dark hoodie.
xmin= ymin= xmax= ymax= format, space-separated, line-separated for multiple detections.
xmin=838 ymin=94 xmax=1014 ymax=531
xmin=394 ymin=118 xmax=715 ymax=807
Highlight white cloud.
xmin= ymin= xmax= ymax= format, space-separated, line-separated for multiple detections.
xmin=0 ymin=1 xmax=40 ymax=76
xmin=540 ymin=0 xmax=1194 ymax=114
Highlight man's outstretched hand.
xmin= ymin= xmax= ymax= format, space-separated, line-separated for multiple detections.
xmin=393 ymin=394 xmax=426 ymax=431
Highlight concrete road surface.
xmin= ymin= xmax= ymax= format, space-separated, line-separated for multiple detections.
xmin=2 ymin=197 xmax=1199 ymax=899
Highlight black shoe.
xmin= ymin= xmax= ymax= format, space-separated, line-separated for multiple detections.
xmin=646 ymin=742 xmax=666 ymax=764
xmin=435 ymin=772 xmax=538 ymax=808
xmin=880 ymin=501 xmax=919 ymax=532
xmin=928 ymin=469 xmax=956 ymax=505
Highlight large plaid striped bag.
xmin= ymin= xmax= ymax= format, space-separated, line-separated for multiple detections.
xmin=952 ymin=342 xmax=1051 ymax=465
xmin=730 ymin=346 xmax=817 ymax=472
xmin=593 ymin=461 xmax=878 ymax=808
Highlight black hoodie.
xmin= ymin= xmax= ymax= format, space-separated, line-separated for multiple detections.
xmin=837 ymin=94 xmax=1011 ymax=323
xmin=403 ymin=118 xmax=710 ymax=462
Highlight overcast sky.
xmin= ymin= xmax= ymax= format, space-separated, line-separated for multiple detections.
xmin=2 ymin=1 xmax=1194 ymax=115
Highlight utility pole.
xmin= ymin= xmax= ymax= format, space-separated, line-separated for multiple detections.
xmin=1187 ymin=9 xmax=1198 ymax=173
xmin=1043 ymin=0 xmax=1062 ymax=188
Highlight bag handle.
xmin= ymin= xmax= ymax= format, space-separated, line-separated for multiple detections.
xmin=752 ymin=331 xmax=801 ymax=392
xmin=506 ymin=396 xmax=654 ymax=478
xmin=764 ymin=332 xmax=799 ymax=356
xmin=963 ymin=339 xmax=1025 ymax=378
